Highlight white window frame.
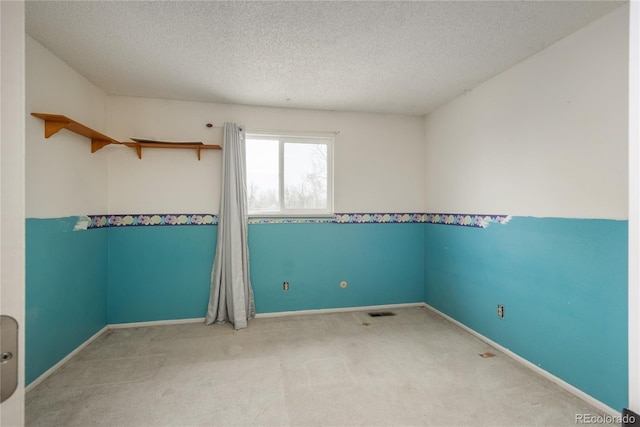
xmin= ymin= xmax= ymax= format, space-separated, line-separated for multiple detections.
xmin=245 ymin=131 xmax=334 ymax=217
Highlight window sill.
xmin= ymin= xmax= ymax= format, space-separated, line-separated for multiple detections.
xmin=248 ymin=213 xmax=334 ymax=219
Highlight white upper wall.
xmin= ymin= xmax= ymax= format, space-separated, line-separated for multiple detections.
xmin=26 ymin=36 xmax=108 ymax=218
xmin=424 ymin=6 xmax=629 ymax=219
xmin=107 ymin=97 xmax=425 ymax=214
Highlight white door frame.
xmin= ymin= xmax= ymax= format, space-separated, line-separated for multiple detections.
xmin=629 ymin=0 xmax=640 ymax=414
xmin=0 ymin=1 xmax=26 ymax=425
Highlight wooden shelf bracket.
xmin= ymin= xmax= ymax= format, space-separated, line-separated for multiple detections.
xmin=91 ymin=139 xmax=112 ymax=153
xmin=43 ymin=119 xmax=71 ymax=138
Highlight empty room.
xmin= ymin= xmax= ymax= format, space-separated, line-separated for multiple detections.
xmin=1 ymin=0 xmax=638 ymax=426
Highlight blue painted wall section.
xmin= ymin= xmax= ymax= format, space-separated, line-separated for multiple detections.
xmin=424 ymin=216 xmax=628 ymax=410
xmin=249 ymin=223 xmax=425 ymax=313
xmin=107 ymin=222 xmax=424 ymax=322
xmin=25 ymin=217 xmax=108 ymax=385
xmin=107 ymin=225 xmax=217 ymax=324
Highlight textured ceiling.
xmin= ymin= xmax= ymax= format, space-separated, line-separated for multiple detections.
xmin=26 ymin=1 xmax=624 ymax=115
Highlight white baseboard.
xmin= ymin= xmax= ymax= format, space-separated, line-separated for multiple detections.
xmin=108 ymin=317 xmax=205 ymax=329
xmin=254 ymin=302 xmax=424 ymax=318
xmin=422 ymin=303 xmax=620 ymax=417
xmin=25 ymin=325 xmax=109 ymax=393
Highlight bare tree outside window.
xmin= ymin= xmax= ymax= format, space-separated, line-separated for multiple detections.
xmin=284 ymin=143 xmax=327 ymax=210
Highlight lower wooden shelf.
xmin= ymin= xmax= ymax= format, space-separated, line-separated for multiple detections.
xmin=121 ymin=142 xmax=221 ymax=160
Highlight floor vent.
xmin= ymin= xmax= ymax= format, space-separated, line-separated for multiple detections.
xmin=368 ymin=311 xmax=396 ymax=317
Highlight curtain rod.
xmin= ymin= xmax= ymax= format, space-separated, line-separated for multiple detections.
xmin=205 ymin=123 xmax=339 ymax=135
xmin=206 ymin=123 xmax=241 ymax=131
xmin=243 ymin=127 xmax=340 ymax=136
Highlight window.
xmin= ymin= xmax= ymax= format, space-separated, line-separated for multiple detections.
xmin=245 ymin=133 xmax=333 ymax=216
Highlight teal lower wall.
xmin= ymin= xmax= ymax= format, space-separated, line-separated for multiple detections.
xmin=26 ymin=217 xmax=108 ymax=385
xmin=249 ymin=223 xmax=425 ymax=312
xmin=107 ymin=223 xmax=425 ymax=323
xmin=424 ymin=217 xmax=628 ymax=410
xmin=107 ymin=226 xmax=217 ymax=323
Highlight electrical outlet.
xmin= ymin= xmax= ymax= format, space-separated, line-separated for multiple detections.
xmin=283 ymin=281 xmax=289 ymax=291
xmin=497 ymin=304 xmax=504 ymax=318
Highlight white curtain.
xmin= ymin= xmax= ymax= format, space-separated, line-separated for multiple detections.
xmin=205 ymin=122 xmax=255 ymax=329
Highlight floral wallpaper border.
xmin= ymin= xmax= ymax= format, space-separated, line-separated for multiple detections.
xmin=88 ymin=214 xmax=218 ymax=228
xmin=423 ymin=213 xmax=511 ymax=228
xmin=333 ymin=213 xmax=425 ymax=224
xmin=86 ymin=213 xmax=511 ymax=229
xmin=333 ymin=213 xmax=511 ymax=227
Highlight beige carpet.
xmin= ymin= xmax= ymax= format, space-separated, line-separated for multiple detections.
xmin=26 ymin=307 xmax=616 ymax=426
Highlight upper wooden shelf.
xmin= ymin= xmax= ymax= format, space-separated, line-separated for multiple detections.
xmin=31 ymin=113 xmax=222 ymax=160
xmin=31 ymin=113 xmax=119 ymax=153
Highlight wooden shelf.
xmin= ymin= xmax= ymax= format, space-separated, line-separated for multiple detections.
xmin=31 ymin=113 xmax=120 ymax=153
xmin=31 ymin=113 xmax=222 ymax=160
xmin=121 ymin=142 xmax=221 ymax=160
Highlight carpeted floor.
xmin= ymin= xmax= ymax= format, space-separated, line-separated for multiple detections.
xmin=26 ymin=306 xmax=617 ymax=426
